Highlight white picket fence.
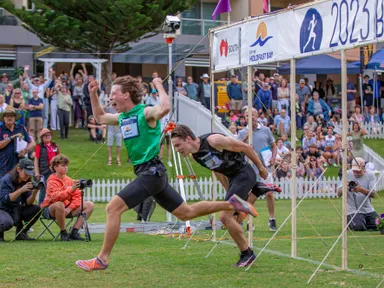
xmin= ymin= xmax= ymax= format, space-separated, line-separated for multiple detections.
xmin=82 ymin=175 xmax=384 ymax=203
xmin=334 ymin=122 xmax=384 ymax=139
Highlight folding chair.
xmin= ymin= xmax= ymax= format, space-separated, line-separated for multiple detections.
xmin=36 ymin=214 xmax=75 ymax=241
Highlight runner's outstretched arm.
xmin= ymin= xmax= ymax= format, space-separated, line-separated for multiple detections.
xmin=144 ymin=77 xmax=170 ymax=121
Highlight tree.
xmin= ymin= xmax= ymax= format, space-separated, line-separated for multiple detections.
xmin=0 ymin=0 xmax=194 ymax=92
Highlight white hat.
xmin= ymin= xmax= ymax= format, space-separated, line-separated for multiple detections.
xmin=201 ymin=73 xmax=209 ymax=79
xmin=351 ymin=157 xmax=365 ymax=171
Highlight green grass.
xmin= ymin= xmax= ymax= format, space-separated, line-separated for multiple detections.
xmin=53 ymin=128 xmax=211 ymax=180
xmin=1 ymin=197 xmax=384 ymax=287
xmin=364 ymin=139 xmax=384 ymax=158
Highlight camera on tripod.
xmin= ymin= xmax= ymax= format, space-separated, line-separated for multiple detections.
xmin=32 ymin=176 xmax=45 ymax=190
xmin=79 ymin=178 xmax=93 ymax=190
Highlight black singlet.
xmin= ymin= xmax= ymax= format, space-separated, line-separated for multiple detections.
xmin=192 ymin=133 xmax=247 ymax=178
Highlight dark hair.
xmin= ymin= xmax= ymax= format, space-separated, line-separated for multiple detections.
xmin=239 ymin=115 xmax=246 ymax=120
xmin=8 ymin=164 xmax=28 ymax=188
xmin=113 ymin=76 xmax=145 ymax=105
xmin=51 ymin=154 xmax=70 ymax=172
xmin=171 ymin=124 xmax=196 ymax=141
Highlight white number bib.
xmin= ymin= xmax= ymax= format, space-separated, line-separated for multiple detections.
xmin=200 ymin=153 xmax=223 ymax=169
xmin=120 ymin=115 xmax=139 ymax=140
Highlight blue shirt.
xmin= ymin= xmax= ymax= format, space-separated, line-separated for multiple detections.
xmin=0 ymin=124 xmax=31 ymax=177
xmin=296 ymin=86 xmax=311 ymax=104
xmin=274 ymin=115 xmax=291 ymax=131
xmin=254 ymin=89 xmax=272 ymax=110
xmin=368 ymin=79 xmax=382 ymax=99
xmin=184 ymin=83 xmax=198 ymax=100
xmin=227 ymin=83 xmax=243 ymax=100
xmin=28 ymin=97 xmax=44 ymax=118
xmin=0 ymin=174 xmax=31 ymax=213
xmin=347 ymin=82 xmax=356 ymax=101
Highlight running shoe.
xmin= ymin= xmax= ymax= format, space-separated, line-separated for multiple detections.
xmin=264 ymin=183 xmax=282 ymax=193
xmin=269 ymin=219 xmax=277 ymax=231
xmin=323 ymin=162 xmax=328 ymax=168
xmin=228 ymin=195 xmax=258 ymax=217
xmin=76 ymin=257 xmax=108 ymax=272
xmin=167 ymin=161 xmax=173 ymax=167
xmin=233 ymin=252 xmax=256 ymax=267
xmin=332 ymin=162 xmax=338 ymax=168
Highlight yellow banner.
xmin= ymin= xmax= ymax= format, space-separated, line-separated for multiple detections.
xmin=35 ymin=46 xmax=54 ymax=59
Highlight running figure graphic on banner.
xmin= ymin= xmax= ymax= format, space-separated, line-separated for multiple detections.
xmin=303 ymin=14 xmax=318 ymax=52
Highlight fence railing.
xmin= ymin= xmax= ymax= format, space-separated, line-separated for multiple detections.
xmin=82 ymin=175 xmax=384 ymax=203
xmin=334 ymin=122 xmax=384 ymax=139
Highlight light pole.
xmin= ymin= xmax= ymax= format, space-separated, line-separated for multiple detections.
xmin=165 ymin=36 xmax=176 ymax=112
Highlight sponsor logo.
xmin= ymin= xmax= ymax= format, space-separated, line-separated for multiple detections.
xmin=219 ymin=39 xmax=238 ymax=58
xmin=250 ymin=22 xmax=273 ymax=47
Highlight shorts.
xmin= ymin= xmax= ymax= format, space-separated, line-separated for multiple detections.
xmin=226 ymin=164 xmax=257 ymax=201
xmin=118 ymin=157 xmax=184 ymax=212
xmin=363 ymin=96 xmax=373 ymax=107
xmin=230 ymin=99 xmax=243 ymax=111
xmin=29 ymin=117 xmax=43 ymax=131
xmin=107 ymin=128 xmax=122 ymax=147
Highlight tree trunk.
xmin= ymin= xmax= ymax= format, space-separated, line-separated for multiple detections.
xmin=101 ymin=56 xmax=113 ymax=95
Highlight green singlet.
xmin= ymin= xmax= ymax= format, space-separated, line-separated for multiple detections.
xmin=118 ymin=104 xmax=161 ymax=166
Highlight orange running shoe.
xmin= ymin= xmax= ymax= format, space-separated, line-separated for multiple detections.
xmin=76 ymin=257 xmax=108 ymax=272
xmin=228 ymin=195 xmax=259 ymax=217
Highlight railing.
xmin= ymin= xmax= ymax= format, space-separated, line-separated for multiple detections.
xmin=81 ymin=175 xmax=384 ymax=203
xmin=181 ymin=18 xmax=227 ymax=36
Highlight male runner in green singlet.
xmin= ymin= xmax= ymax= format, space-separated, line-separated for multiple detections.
xmin=75 ymin=76 xmax=257 ymax=271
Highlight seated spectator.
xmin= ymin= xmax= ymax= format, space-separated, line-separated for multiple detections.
xmin=295 ymin=93 xmax=304 ymax=130
xmin=334 ymin=134 xmax=342 ymax=166
xmin=350 ymin=105 xmax=364 ymax=125
xmin=323 ymin=126 xmax=338 ymax=167
xmin=364 ymin=106 xmax=381 ymax=135
xmin=275 ymin=160 xmax=291 ymax=179
xmin=304 ymin=115 xmax=317 ymax=132
xmin=236 ymin=115 xmax=247 ymax=131
xmin=305 ymin=156 xmax=325 ymax=180
xmin=257 ymin=111 xmax=268 ymax=127
xmin=302 ymin=130 xmax=317 ymax=152
xmin=316 ymin=114 xmax=327 ymax=128
xmin=87 ymin=115 xmax=106 ymax=144
xmin=41 ymin=155 xmax=95 ymax=241
xmin=337 ymin=157 xmax=378 ymax=231
xmin=228 ymin=123 xmax=237 ymax=136
xmin=274 ymin=109 xmax=291 ymax=136
xmin=227 ymin=110 xmax=238 ymax=124
xmin=308 ymin=91 xmax=332 ymax=121
xmin=276 ymin=138 xmax=290 ymax=164
xmin=34 ymin=129 xmax=60 ymax=204
xmin=329 ymin=114 xmax=341 ymax=127
xmin=0 ymin=159 xmax=41 ymax=241
xmin=282 ymin=134 xmax=291 ymax=149
xmin=0 ymin=106 xmax=34 ymax=178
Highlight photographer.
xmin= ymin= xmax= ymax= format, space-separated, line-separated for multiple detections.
xmin=337 ymin=157 xmax=378 ymax=231
xmin=0 ymin=159 xmax=41 ymax=241
xmin=41 ymin=155 xmax=94 ymax=241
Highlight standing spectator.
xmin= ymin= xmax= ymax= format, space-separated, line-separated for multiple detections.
xmin=197 ymin=73 xmax=211 ymax=110
xmin=312 ymin=81 xmax=325 ymax=100
xmin=0 ymin=158 xmax=41 ymax=241
xmin=184 ymin=76 xmax=198 ymax=101
xmin=362 ymin=75 xmax=374 ymax=114
xmin=294 ymin=94 xmax=304 ymax=130
xmin=237 ymin=108 xmax=280 ymax=231
xmin=55 ymin=82 xmax=73 ymax=139
xmin=368 ymin=74 xmax=383 ymax=109
xmin=347 ymin=122 xmax=367 ymax=159
xmin=72 ymin=77 xmax=86 ymax=128
xmin=34 ymin=128 xmax=59 ymax=204
xmin=0 ymin=107 xmax=34 ymax=177
xmin=104 ymin=104 xmax=122 ymax=166
xmin=277 ymin=78 xmax=289 ymax=112
xmin=175 ymin=78 xmax=187 ymax=97
xmin=340 ymin=77 xmax=357 ymax=117
xmin=227 ymin=75 xmax=243 ymax=114
xmin=241 ymin=74 xmax=255 ymax=106
xmin=4 ymin=83 xmax=14 ymax=105
xmin=296 ymin=79 xmax=311 ymax=113
xmin=254 ymin=83 xmax=272 ymax=112
xmin=325 ymin=78 xmax=336 ymax=98
xmin=83 ymin=75 xmax=98 ymax=121
xmin=270 ymin=76 xmax=279 ymax=111
xmin=307 ymin=91 xmax=332 ymax=121
xmin=28 ymin=89 xmax=44 ymax=140
xmin=0 ymin=73 xmax=20 ymax=94
xmin=0 ymin=94 xmax=8 ymax=114
xmin=274 ymin=109 xmax=291 ymax=136
xmin=49 ymin=83 xmax=59 ymax=131
xmin=10 ymin=89 xmax=26 ymax=126
xmin=146 ymin=89 xmax=160 ymax=106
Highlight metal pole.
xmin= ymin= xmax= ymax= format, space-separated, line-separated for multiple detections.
xmin=290 ymin=59 xmax=297 ymax=259
xmin=341 ymin=49 xmax=348 ymax=270
xmin=168 ymin=43 xmax=174 ymax=112
xmin=247 ymin=65 xmax=253 ymax=248
xmin=210 ymin=40 xmax=216 ymax=240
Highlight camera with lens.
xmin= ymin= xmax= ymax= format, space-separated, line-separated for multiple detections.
xmin=79 ymin=178 xmax=93 ymax=190
xmin=348 ymin=181 xmax=358 ymax=190
xmin=32 ymin=176 xmax=45 ymax=190
xmin=163 ymin=15 xmax=180 ymax=35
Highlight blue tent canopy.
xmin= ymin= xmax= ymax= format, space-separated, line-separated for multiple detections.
xmin=365 ymin=49 xmax=384 ymax=70
xmin=277 ymin=54 xmax=360 ymax=74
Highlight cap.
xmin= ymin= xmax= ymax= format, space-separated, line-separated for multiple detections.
xmin=351 ymin=157 xmax=365 ymax=171
xmin=34 ymin=77 xmax=40 ymax=82
xmin=299 ymin=79 xmax=305 ymax=84
xmin=39 ymin=128 xmax=52 ymax=139
xmin=273 ymin=73 xmax=280 ymax=77
xmin=1 ymin=73 xmax=8 ymax=78
xmin=19 ymin=158 xmax=35 ymax=176
xmin=151 ymin=89 xmax=158 ymax=94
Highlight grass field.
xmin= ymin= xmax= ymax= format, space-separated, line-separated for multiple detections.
xmin=1 ymin=196 xmax=384 ymax=288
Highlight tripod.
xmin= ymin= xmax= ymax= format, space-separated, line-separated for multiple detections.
xmin=73 ymin=189 xmax=91 ymax=242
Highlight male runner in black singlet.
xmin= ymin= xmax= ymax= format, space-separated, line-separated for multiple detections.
xmin=171 ymin=124 xmax=278 ymax=267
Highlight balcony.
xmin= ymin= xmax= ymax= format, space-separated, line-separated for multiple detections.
xmin=181 ymin=18 xmax=227 ymax=36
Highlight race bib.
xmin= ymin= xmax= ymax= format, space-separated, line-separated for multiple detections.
xmin=120 ymin=115 xmax=139 ymax=140
xmin=200 ymin=153 xmax=223 ymax=169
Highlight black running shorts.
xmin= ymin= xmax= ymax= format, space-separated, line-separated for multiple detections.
xmin=226 ymin=164 xmax=257 ymax=201
xmin=118 ymin=157 xmax=184 ymax=212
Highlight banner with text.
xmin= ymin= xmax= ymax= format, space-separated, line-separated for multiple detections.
xmin=212 ymin=26 xmax=241 ymax=70
xmin=212 ymin=0 xmax=384 ymax=71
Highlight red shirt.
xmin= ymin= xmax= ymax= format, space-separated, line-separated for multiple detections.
xmin=35 ymin=142 xmax=60 ymax=164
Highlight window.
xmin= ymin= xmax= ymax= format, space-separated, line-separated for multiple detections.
xmin=0 ymin=59 xmax=15 ymax=68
